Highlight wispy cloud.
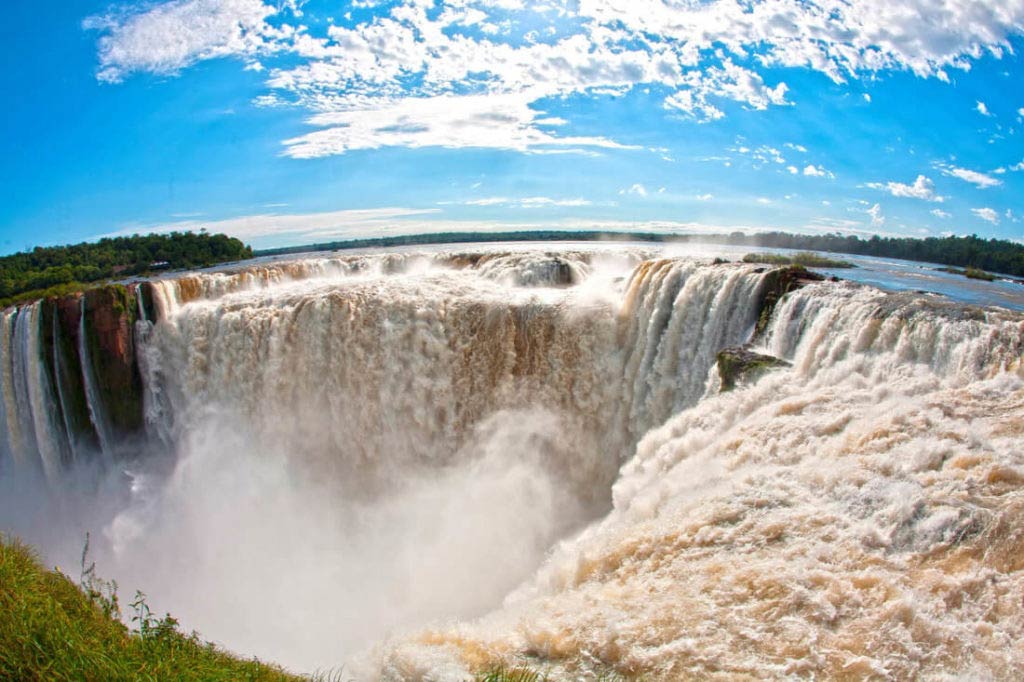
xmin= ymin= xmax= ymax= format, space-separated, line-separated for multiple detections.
xmin=445 ymin=196 xmax=593 ymax=208
xmin=102 ymin=208 xmax=897 ymax=249
xmin=867 ymin=203 xmax=884 ymax=226
xmin=971 ymin=207 xmax=1000 ymax=224
xmin=938 ymin=164 xmax=1003 ymax=188
xmin=620 ymin=184 xmax=648 ymax=197
xmin=103 ymin=207 xmax=443 ymax=244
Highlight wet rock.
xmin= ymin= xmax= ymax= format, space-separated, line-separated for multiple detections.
xmin=753 ymin=266 xmax=826 ymax=338
xmin=717 ymin=346 xmax=790 ymax=392
xmin=81 ymin=284 xmax=144 ymax=437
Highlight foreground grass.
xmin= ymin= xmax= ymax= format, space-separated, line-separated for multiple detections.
xmin=0 ymin=536 xmax=303 ymax=682
xmin=742 ymin=251 xmax=854 ymax=268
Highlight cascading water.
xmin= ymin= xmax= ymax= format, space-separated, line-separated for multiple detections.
xmin=1 ymin=246 xmax=1022 ymax=679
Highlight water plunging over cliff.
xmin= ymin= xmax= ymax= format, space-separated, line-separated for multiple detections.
xmin=1 ymin=246 xmax=1022 ymax=678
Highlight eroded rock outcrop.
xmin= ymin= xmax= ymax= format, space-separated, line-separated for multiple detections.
xmin=752 ymin=265 xmax=827 ymax=338
xmin=716 ymin=346 xmax=790 ymax=392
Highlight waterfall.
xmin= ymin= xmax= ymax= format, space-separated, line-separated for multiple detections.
xmin=1 ymin=247 xmax=1022 ymax=679
xmin=388 ymin=270 xmax=1024 ymax=681
xmin=77 ymin=296 xmax=114 ymax=464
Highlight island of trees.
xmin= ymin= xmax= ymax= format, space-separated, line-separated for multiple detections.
xmin=0 ymin=232 xmax=253 ymax=308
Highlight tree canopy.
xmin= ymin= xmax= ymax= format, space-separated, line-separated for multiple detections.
xmin=0 ymin=232 xmax=252 ymax=307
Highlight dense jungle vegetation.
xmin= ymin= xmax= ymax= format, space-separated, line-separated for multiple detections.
xmin=0 ymin=232 xmax=252 ymax=307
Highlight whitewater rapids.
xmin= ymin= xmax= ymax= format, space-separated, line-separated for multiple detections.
xmin=1 ymin=246 xmax=1023 ymax=679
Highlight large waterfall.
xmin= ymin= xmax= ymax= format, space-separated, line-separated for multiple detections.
xmin=1 ymin=246 xmax=1022 ymax=679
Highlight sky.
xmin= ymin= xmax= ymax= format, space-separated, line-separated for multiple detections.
xmin=1 ymin=0 xmax=1023 ymax=253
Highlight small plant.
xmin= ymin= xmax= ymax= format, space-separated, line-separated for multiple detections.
xmin=79 ymin=532 xmax=120 ymax=621
xmin=479 ymin=667 xmax=548 ymax=682
xmin=130 ymin=590 xmax=180 ymax=641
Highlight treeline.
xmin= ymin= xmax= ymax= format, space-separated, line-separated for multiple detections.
xmin=1 ymin=232 xmax=252 ymax=307
xmin=258 ymin=229 xmax=1024 ymax=278
xmin=724 ymin=232 xmax=1024 ymax=278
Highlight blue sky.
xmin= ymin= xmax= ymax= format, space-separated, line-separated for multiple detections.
xmin=1 ymin=0 xmax=1023 ymax=253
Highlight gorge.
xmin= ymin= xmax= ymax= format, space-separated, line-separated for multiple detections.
xmin=1 ymin=245 xmax=1023 ymax=680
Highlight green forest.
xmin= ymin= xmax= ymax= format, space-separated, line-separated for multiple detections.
xmin=0 ymin=232 xmax=252 ymax=307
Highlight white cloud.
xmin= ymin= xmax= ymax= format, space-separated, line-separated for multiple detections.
xmin=104 ymin=206 xmax=442 ymax=244
xmin=1010 ymin=159 xmax=1024 ymax=172
xmin=863 ymin=93 xmax=871 ymax=102
xmin=84 ymin=0 xmax=292 ymax=83
xmin=784 ymin=143 xmax=808 ymax=153
xmin=867 ymin=175 xmax=944 ymax=202
xmin=462 ymin=197 xmax=511 ymax=206
xmin=930 ymin=209 xmax=951 ymax=219
xmin=868 ymin=203 xmax=884 ymax=226
xmin=283 ymin=94 xmax=636 ymax=157
xmin=111 ymin=209 xmax=882 ymax=248
xmin=802 ymin=164 xmax=834 ymax=179
xmin=695 ymin=193 xmax=714 ymax=201
xmin=620 ymin=184 xmax=648 ymax=197
xmin=976 ymin=101 xmax=993 ymax=117
xmin=971 ymin=207 xmax=1000 ymax=224
xmin=786 ymin=166 xmax=798 ymax=174
xmin=756 ymin=197 xmax=772 ymax=205
xmin=1018 ymin=107 xmax=1024 ymax=117
xmin=729 ymin=144 xmax=787 ymax=166
xmin=88 ymin=0 xmax=1024 ymax=154
xmin=938 ymin=164 xmax=1003 ymax=188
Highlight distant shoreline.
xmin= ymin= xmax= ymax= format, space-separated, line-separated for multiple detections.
xmin=253 ymin=229 xmax=1024 ymax=281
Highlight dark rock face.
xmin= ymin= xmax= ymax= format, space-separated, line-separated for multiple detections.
xmin=80 ymin=285 xmax=144 ymax=438
xmin=42 ymin=295 xmax=100 ymax=455
xmin=716 ymin=346 xmax=790 ymax=392
xmin=138 ymin=281 xmax=159 ymax=323
xmin=753 ymin=266 xmax=826 ymax=338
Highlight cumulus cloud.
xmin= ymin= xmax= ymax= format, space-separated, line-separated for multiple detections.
xmin=87 ymin=0 xmax=1024 ymax=154
xmin=938 ymin=164 xmax=1003 ymax=188
xmin=971 ymin=207 xmax=1000 ymax=224
xmin=976 ymin=101 xmax=993 ymax=117
xmin=802 ymin=164 xmax=834 ymax=179
xmin=867 ymin=175 xmax=944 ymax=202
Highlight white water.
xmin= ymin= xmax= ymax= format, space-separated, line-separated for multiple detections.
xmin=2 ymin=247 xmax=1023 ymax=679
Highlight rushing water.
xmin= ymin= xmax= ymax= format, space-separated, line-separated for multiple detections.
xmin=1 ymin=245 xmax=1022 ymax=679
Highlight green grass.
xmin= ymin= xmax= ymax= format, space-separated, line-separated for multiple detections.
xmin=0 ymin=535 xmax=304 ymax=682
xmin=742 ymin=251 xmax=854 ymax=268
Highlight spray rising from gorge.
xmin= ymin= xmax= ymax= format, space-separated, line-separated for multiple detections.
xmin=1 ymin=246 xmax=1023 ymax=678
